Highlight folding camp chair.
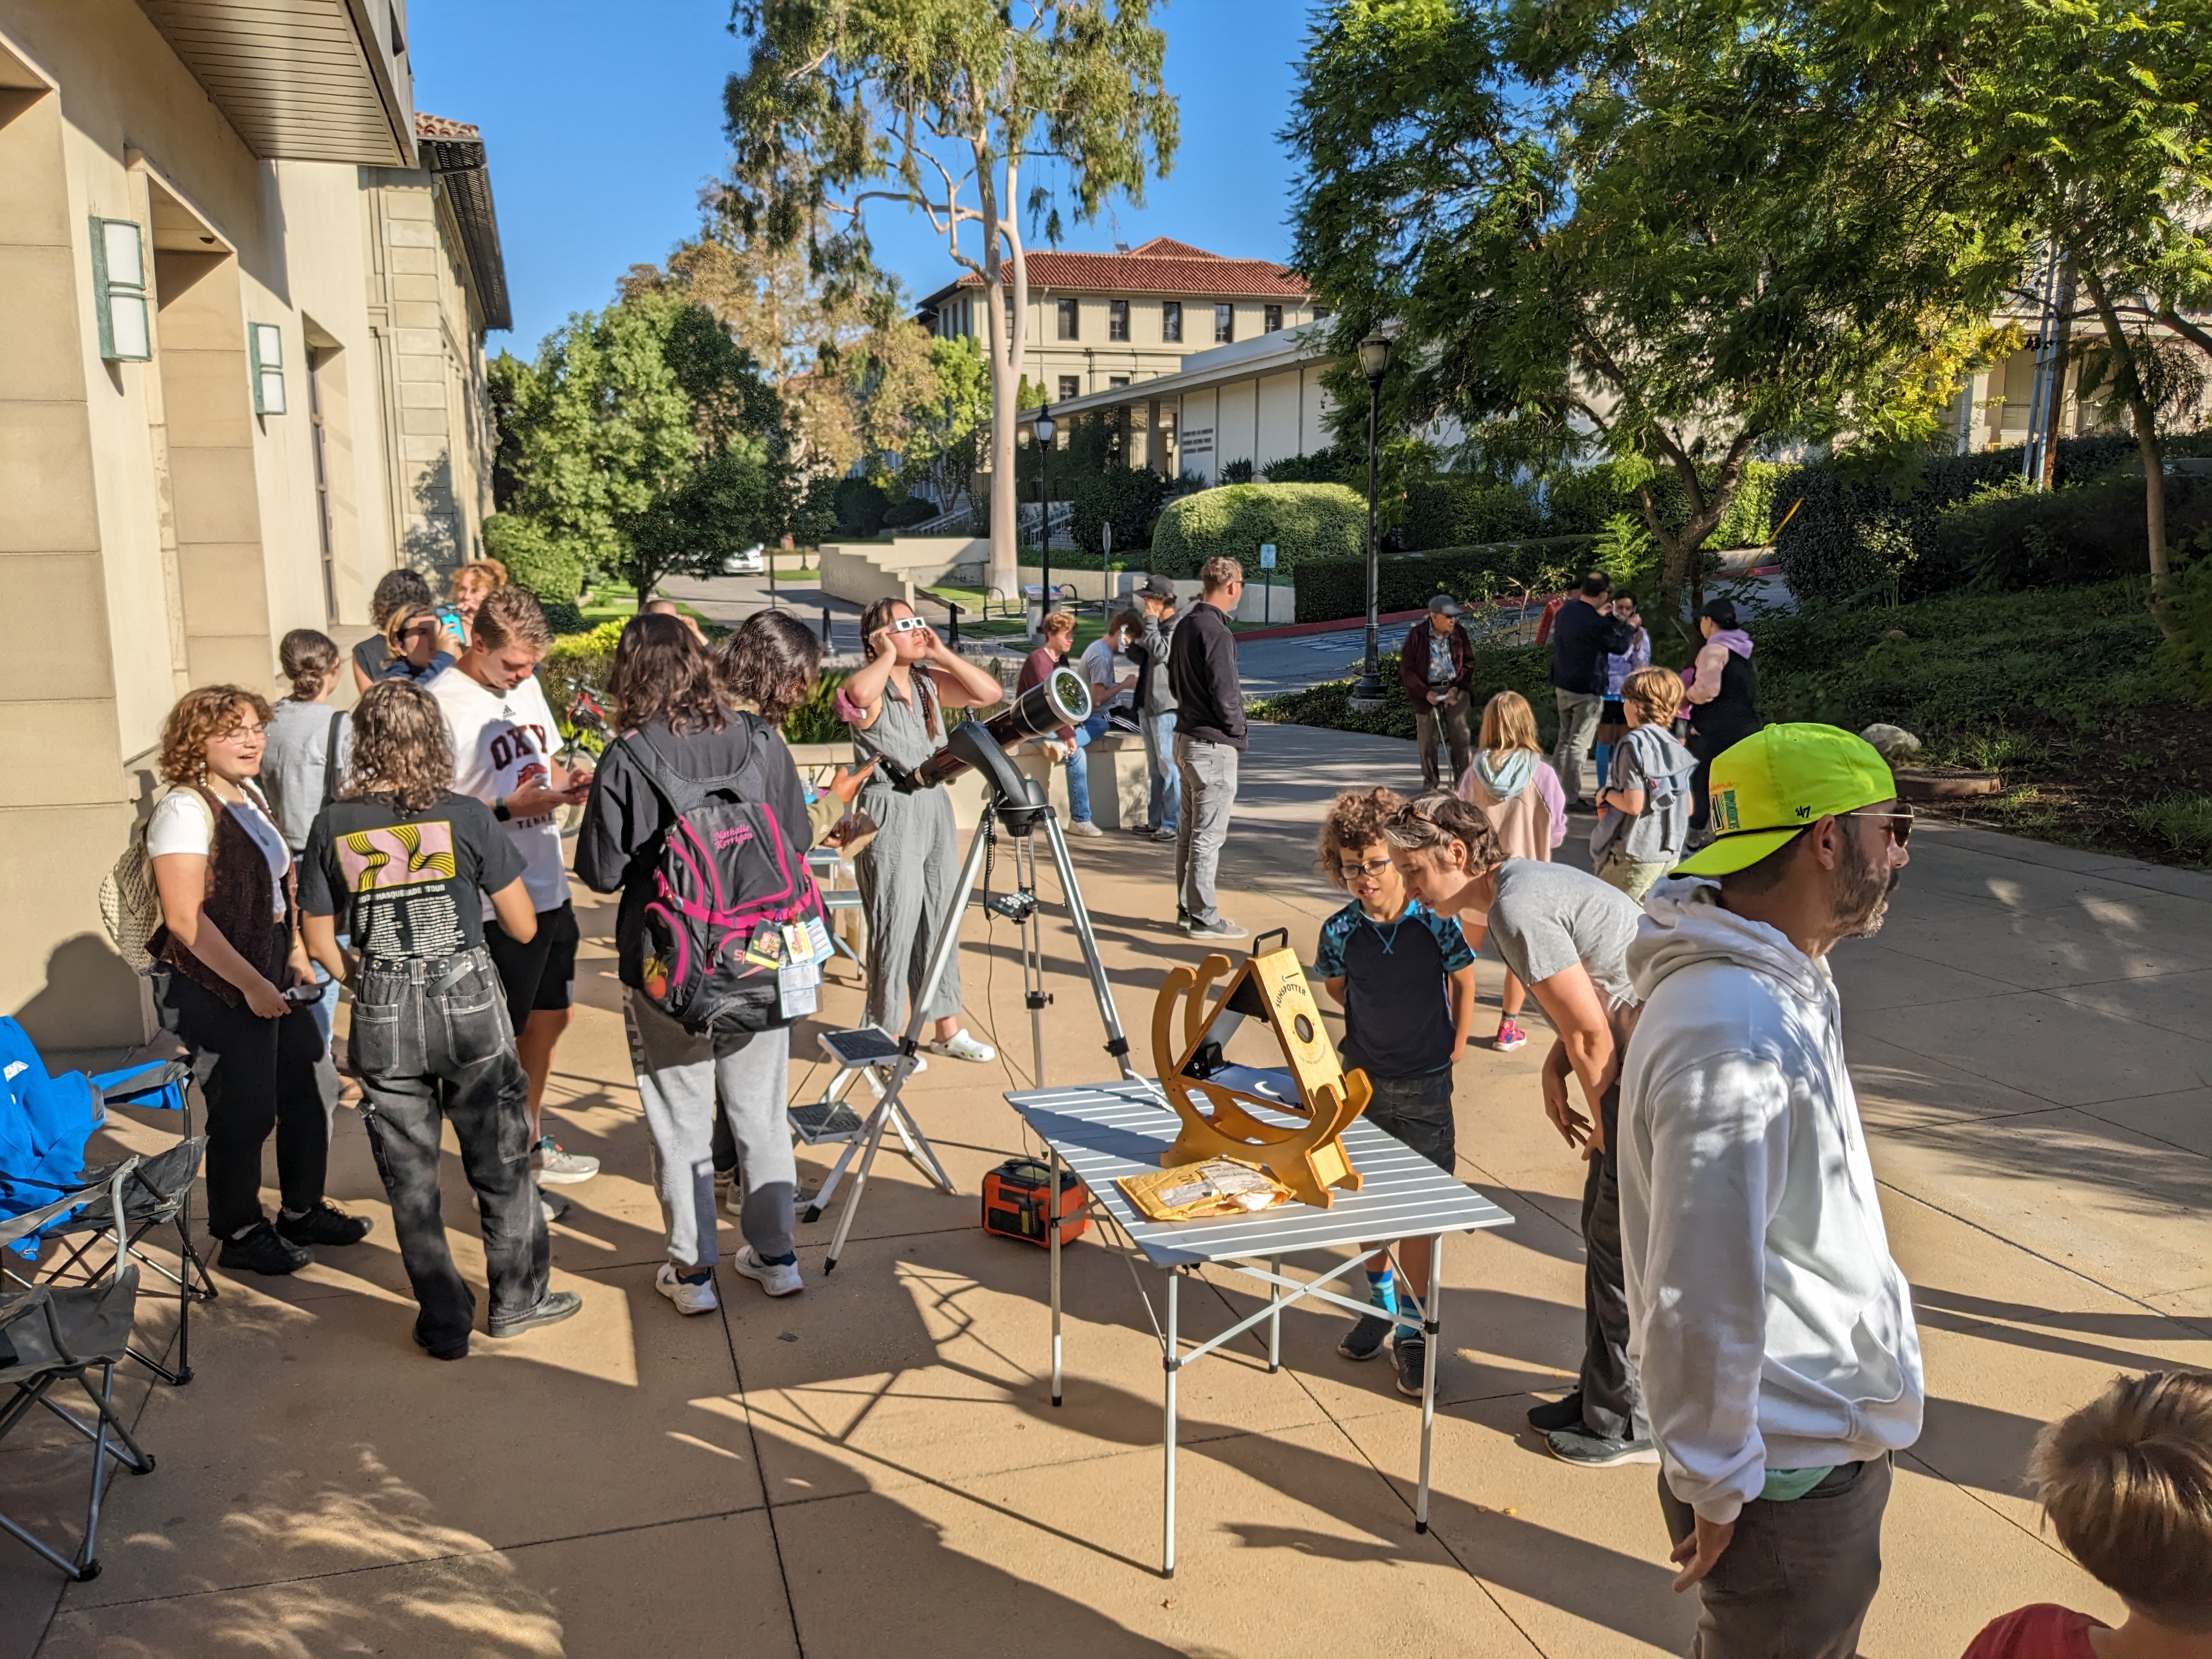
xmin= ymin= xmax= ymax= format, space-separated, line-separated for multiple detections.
xmin=0 ymin=1158 xmax=157 ymax=1581
xmin=0 ymin=1020 xmax=206 ymax=1386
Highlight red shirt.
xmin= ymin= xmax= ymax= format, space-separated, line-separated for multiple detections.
xmin=1962 ymin=1605 xmax=2104 ymax=1659
xmin=1018 ymin=647 xmax=1076 ymax=742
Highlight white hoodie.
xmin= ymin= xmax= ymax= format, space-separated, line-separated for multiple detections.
xmin=1618 ymin=877 xmax=1923 ymax=1524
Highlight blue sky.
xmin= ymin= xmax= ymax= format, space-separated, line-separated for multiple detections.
xmin=408 ymin=1 xmax=1314 ymax=357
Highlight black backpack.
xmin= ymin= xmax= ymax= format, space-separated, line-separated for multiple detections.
xmin=620 ymin=718 xmax=827 ymax=1036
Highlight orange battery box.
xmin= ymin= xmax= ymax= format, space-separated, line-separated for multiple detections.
xmin=981 ymin=1158 xmax=1088 ymax=1248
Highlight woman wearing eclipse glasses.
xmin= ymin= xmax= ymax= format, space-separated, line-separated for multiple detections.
xmin=833 ymin=598 xmax=1008 ymax=1064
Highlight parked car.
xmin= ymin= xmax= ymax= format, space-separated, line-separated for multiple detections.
xmin=720 ymin=544 xmax=765 ymax=575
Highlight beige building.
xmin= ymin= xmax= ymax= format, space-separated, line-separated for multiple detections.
xmin=917 ymin=237 xmax=1318 ymax=409
xmin=0 ymin=0 xmax=507 ymax=1052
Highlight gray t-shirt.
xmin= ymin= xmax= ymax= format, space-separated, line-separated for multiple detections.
xmin=1606 ymin=724 xmax=1694 ymax=865
xmin=1482 ymin=857 xmax=1642 ymax=1010
xmin=260 ymin=698 xmax=353 ymax=852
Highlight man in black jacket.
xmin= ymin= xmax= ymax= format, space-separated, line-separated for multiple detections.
xmin=1550 ymin=572 xmax=1635 ymax=811
xmin=1401 ymin=593 xmax=1476 ymax=790
xmin=1165 ymin=556 xmax=1248 ymax=939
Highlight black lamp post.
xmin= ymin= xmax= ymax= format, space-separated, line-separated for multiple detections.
xmin=1034 ymin=407 xmax=1057 ymax=635
xmin=1348 ymin=334 xmax=1392 ymax=713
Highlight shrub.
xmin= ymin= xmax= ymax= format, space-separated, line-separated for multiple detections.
xmin=832 ymin=477 xmax=891 ymax=538
xmin=539 ymin=620 xmax=627 ymax=732
xmin=2168 ymin=548 xmax=2212 ymax=698
xmin=1071 ymin=466 xmax=1173 ymax=556
xmin=1545 ymin=459 xmax=1783 ymax=547
xmin=881 ymin=496 xmax=939 ymax=529
xmin=1148 ymin=482 xmax=1366 ymax=578
xmin=1293 ymin=536 xmax=1598 ymax=622
xmin=2127 ymin=795 xmax=2212 ymax=864
xmin=483 ymin=512 xmax=586 ymax=603
xmin=1401 ymin=476 xmax=1548 ymax=551
xmin=1253 ymin=642 xmax=1558 ymax=744
xmin=1262 ymin=447 xmax=1357 ymax=486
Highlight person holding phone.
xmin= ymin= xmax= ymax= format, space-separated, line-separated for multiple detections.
xmin=146 ymin=685 xmax=371 ymax=1277
xmin=375 ymin=604 xmax=465 ymax=687
xmin=834 ymin=597 xmax=1005 ymax=1063
xmin=428 ymin=586 xmax=600 ymax=1186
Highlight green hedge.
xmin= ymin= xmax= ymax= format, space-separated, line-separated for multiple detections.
xmin=1769 ymin=433 xmax=2212 ymax=603
xmin=1252 ymin=643 xmax=1557 ymax=744
xmin=1545 ymin=461 xmax=1783 ymax=548
xmin=1401 ymin=477 xmax=1548 ymax=551
xmin=484 ymin=512 xmax=586 ymax=603
xmin=1148 ymin=483 xmax=1365 ymax=578
xmin=1294 ymin=536 xmax=1598 ymax=623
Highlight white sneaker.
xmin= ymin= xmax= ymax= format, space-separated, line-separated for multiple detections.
xmin=655 ymin=1262 xmax=719 ymax=1316
xmin=533 ymin=1136 xmax=600 ymax=1184
xmin=1065 ymin=819 xmax=1105 ymax=838
xmin=731 ymin=1244 xmax=804 ymax=1297
xmin=540 ymin=1190 xmax=572 ymax=1227
xmin=713 ymin=1169 xmax=743 ymax=1218
xmin=927 ymin=1028 xmax=995 ymax=1064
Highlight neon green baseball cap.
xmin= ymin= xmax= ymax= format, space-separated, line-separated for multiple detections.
xmin=1673 ymin=724 xmax=1899 ymax=877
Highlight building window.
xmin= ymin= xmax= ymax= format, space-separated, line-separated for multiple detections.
xmin=1005 ymin=291 xmax=1016 ymax=337
xmin=1057 ymin=297 xmax=1079 ymax=340
xmin=1058 ymin=375 xmax=1080 ymax=402
xmin=1263 ymin=304 xmax=1283 ymax=332
xmin=1108 ymin=299 xmax=1129 ymax=341
xmin=1161 ymin=301 xmax=1183 ymax=343
xmin=1214 ymin=303 xmax=1233 ymax=343
xmin=249 ymin=323 xmax=287 ymax=415
xmin=1109 ymin=375 xmax=1130 ymax=388
xmin=89 ymin=218 xmax=151 ymax=360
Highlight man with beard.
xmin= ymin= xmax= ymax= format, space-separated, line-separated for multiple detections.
xmin=1617 ymin=725 xmax=1921 ymax=1659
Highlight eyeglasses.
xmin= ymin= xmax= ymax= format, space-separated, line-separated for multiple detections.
xmin=1842 ymin=807 xmax=1915 ymax=847
xmin=885 ymin=616 xmax=929 ymax=635
xmin=1338 ymin=857 xmax=1396 ymax=881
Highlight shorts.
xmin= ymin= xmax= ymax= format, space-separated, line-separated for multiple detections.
xmin=486 ymin=900 xmax=579 ymax=1030
xmin=1361 ymin=1068 xmax=1457 ymax=1175
xmin=1599 ymin=698 xmax=1626 ymax=727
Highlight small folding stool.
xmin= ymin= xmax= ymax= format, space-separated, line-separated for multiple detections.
xmin=792 ymin=1027 xmax=952 ymax=1222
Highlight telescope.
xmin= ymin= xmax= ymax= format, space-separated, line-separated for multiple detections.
xmin=880 ymin=667 xmax=1092 ymax=826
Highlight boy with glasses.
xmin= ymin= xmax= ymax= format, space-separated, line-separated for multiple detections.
xmin=1312 ymin=788 xmax=1480 ymax=1400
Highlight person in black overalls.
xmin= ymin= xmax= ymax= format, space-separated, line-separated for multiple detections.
xmin=1682 ymin=597 xmax=1763 ymax=838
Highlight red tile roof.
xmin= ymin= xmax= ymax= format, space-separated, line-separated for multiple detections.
xmin=415 ymin=112 xmax=482 ymax=141
xmin=929 ymin=238 xmax=1307 ymax=301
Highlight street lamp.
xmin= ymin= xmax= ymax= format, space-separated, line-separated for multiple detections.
xmin=1348 ymin=334 xmax=1392 ymax=713
xmin=1034 ymin=407 xmax=1057 ymax=635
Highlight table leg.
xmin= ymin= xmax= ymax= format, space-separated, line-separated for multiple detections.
xmin=1267 ymin=1254 xmax=1281 ymax=1373
xmin=1417 ymin=1232 xmax=1443 ymax=1534
xmin=1163 ymin=1268 xmax=1179 ymax=1579
xmin=1049 ymin=1147 xmax=1063 ymax=1408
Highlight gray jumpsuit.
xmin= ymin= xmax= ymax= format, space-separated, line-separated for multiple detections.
xmin=852 ymin=673 xmax=964 ymax=1035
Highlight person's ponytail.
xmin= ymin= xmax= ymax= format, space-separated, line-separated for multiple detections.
xmin=279 ymin=629 xmax=339 ymax=701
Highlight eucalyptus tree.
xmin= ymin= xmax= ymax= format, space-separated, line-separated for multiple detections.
xmin=1289 ymin=0 xmax=2018 ymax=630
xmin=721 ymin=0 xmax=1177 ymax=598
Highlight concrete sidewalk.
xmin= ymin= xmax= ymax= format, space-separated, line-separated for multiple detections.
xmin=3 ymin=723 xmax=2207 ymax=1656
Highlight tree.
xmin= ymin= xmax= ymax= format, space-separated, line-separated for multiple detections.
xmin=1895 ymin=0 xmax=2212 ymax=619
xmin=1289 ymin=0 xmax=2021 ymax=632
xmin=902 ymin=334 xmax=992 ymax=515
xmin=498 ymin=289 xmax=788 ymax=606
xmin=720 ymin=0 xmax=1178 ymax=600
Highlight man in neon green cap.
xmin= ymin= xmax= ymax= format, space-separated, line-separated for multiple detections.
xmin=1616 ymin=724 xmax=1922 ymax=1658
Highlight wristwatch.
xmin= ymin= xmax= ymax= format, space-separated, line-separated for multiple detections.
xmin=492 ymin=796 xmax=512 ymax=822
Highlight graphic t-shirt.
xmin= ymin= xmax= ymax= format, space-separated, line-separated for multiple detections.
xmin=1427 ymin=631 xmax=1455 ymax=687
xmin=426 ymin=665 xmax=570 ymax=912
xmin=299 ymin=792 xmax=525 ymax=962
xmin=1312 ymin=897 xmax=1475 ymax=1078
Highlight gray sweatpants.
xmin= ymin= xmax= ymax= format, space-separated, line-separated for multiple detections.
xmin=623 ymin=989 xmax=794 ymax=1269
xmin=856 ymin=787 xmax=964 ymax=1035
xmin=1553 ymin=689 xmax=1604 ymax=800
xmin=1173 ymin=733 xmax=1239 ymax=927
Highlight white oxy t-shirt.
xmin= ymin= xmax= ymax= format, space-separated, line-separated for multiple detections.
xmin=426 ymin=665 xmax=571 ymax=915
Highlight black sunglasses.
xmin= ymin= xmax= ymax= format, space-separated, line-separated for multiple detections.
xmin=1842 ymin=807 xmax=1914 ymax=847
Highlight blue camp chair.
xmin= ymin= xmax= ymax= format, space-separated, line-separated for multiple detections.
xmin=0 ymin=1020 xmax=204 ymax=1386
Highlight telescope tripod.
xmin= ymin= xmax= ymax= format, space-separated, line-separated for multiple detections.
xmin=820 ymin=786 xmax=1139 ymax=1274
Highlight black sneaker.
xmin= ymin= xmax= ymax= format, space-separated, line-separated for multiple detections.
xmin=216 ymin=1221 xmax=311 ymax=1277
xmin=412 ymin=1325 xmax=469 ymax=1362
xmin=275 ymin=1200 xmax=373 ymax=1248
xmin=1527 ymin=1390 xmax=1585 ymax=1434
xmin=1545 ymin=1425 xmax=1661 ymax=1466
xmin=1393 ymin=1336 xmax=1430 ymax=1398
xmin=1338 ymin=1311 xmax=1394 ymax=1362
xmin=488 ymin=1290 xmax=583 ymax=1339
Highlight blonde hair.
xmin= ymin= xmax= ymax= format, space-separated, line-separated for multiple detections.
xmin=1200 ymin=555 xmax=1244 ymax=594
xmin=1040 ymin=610 xmax=1077 ymax=642
xmin=1622 ymin=665 xmax=1685 ymax=724
xmin=158 ymin=685 xmax=273 ymax=785
xmin=449 ymin=558 xmax=507 ymax=601
xmin=385 ymin=602 xmax=442 ymax=654
xmin=1477 ymin=690 xmax=1542 ymax=755
xmin=2032 ymin=1371 xmax=2212 ymax=1627
xmin=470 ymin=584 xmax=552 ymax=652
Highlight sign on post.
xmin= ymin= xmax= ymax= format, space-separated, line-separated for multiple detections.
xmin=1259 ymin=544 xmax=1277 ymax=624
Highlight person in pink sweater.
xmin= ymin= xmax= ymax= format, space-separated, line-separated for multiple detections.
xmin=1456 ymin=690 xmax=1566 ymax=1049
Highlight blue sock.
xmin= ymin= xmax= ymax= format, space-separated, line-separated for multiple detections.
xmin=1367 ymin=1267 xmax=1395 ymax=1313
xmin=1594 ymin=741 xmax=1612 ymax=788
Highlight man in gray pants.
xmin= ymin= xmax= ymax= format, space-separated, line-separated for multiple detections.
xmin=1166 ymin=556 xmax=1248 ymax=940
xmin=1128 ymin=575 xmax=1181 ymax=840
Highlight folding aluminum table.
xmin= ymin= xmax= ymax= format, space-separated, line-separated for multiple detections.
xmin=1006 ymin=1079 xmax=1515 ymax=1577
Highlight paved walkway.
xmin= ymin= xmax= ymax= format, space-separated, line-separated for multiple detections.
xmin=4 ymin=724 xmax=2207 ymax=1656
